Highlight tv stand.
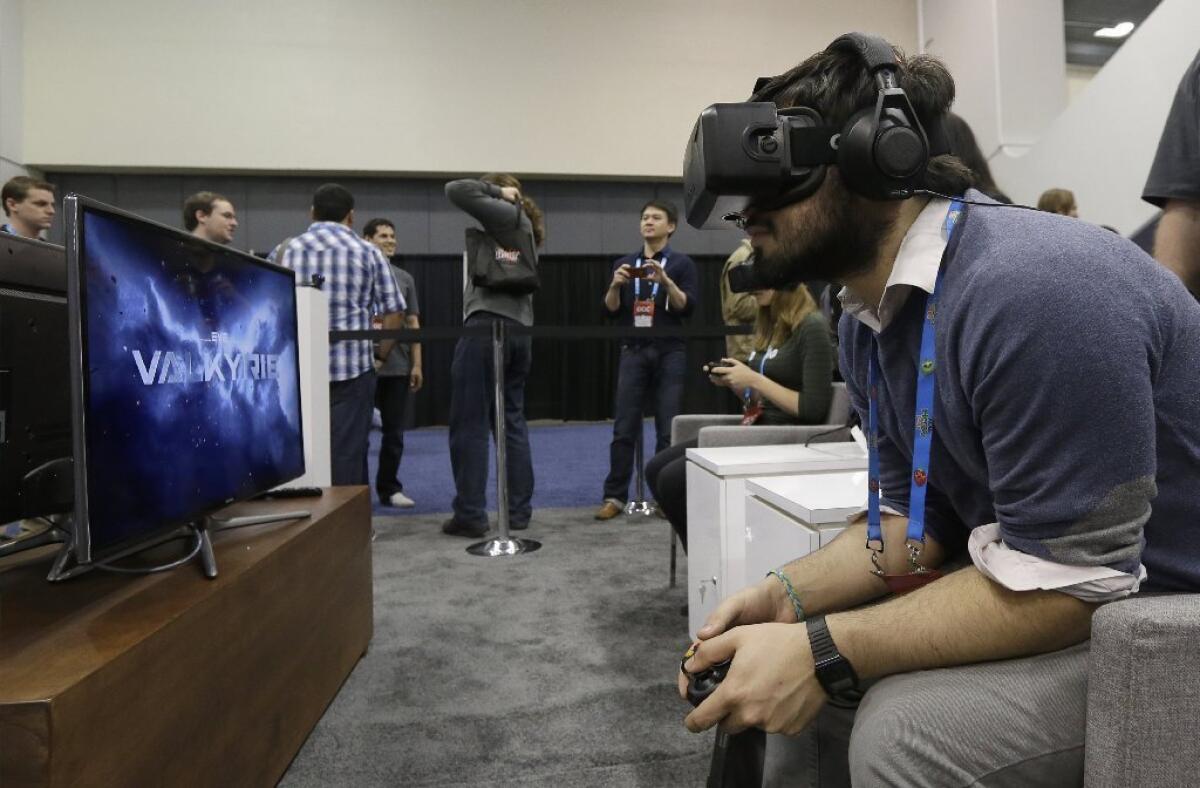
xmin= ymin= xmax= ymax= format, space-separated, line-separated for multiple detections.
xmin=42 ymin=509 xmax=312 ymax=582
xmin=197 ymin=509 xmax=311 ymax=578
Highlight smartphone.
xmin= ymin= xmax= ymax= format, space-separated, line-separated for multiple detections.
xmin=628 ymin=267 xmax=651 ymax=278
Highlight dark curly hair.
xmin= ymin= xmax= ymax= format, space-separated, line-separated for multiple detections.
xmin=753 ymin=36 xmax=974 ymax=196
xmin=481 ymin=173 xmax=545 ymax=247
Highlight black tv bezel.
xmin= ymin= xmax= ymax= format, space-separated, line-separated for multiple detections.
xmin=64 ymin=194 xmax=306 ymax=566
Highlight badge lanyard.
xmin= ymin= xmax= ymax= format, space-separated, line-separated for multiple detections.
xmin=866 ymin=201 xmax=963 ymax=590
xmin=633 ymin=252 xmax=666 ymax=302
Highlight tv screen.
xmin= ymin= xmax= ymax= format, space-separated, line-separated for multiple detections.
xmin=66 ymin=197 xmax=305 ymax=564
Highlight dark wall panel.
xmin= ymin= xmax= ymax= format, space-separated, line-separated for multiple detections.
xmin=44 ymin=172 xmax=749 ymax=427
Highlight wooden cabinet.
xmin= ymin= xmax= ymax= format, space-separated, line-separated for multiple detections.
xmin=0 ymin=487 xmax=372 ymax=788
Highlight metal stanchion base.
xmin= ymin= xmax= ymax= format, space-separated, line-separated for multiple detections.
xmin=466 ymin=537 xmax=543 ymax=557
xmin=625 ymin=500 xmax=656 ymax=517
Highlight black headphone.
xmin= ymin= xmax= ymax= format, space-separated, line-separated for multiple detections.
xmin=830 ymin=33 xmax=932 ymax=200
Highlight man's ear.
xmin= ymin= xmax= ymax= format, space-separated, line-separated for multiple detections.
xmin=309 ymin=207 xmax=317 ymax=222
xmin=667 ymin=222 xmax=677 ymax=237
xmin=345 ymin=208 xmax=355 ymax=228
xmin=2 ymin=197 xmax=14 ymax=216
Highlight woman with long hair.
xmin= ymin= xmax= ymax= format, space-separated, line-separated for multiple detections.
xmin=645 ymin=284 xmax=834 ymax=551
xmin=442 ymin=173 xmax=543 ymax=538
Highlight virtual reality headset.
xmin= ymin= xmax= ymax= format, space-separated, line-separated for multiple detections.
xmin=682 ymin=33 xmax=948 ymax=229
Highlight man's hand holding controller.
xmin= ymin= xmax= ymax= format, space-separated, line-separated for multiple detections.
xmin=678 ymin=577 xmax=822 ymax=733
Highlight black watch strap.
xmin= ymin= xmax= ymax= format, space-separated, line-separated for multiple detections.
xmin=806 ymin=615 xmax=863 ymax=706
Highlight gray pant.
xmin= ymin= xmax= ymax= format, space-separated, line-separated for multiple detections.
xmin=762 ymin=642 xmax=1089 ymax=787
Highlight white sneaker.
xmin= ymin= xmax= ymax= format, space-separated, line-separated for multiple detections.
xmin=388 ymin=491 xmax=415 ymax=508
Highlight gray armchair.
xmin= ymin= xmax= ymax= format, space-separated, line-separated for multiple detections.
xmin=1085 ymin=593 xmax=1200 ymax=786
xmin=670 ymin=381 xmax=851 ymax=448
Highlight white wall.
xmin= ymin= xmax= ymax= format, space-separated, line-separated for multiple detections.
xmin=0 ymin=0 xmax=26 ymax=182
xmin=21 ymin=0 xmax=916 ymax=178
xmin=989 ymin=0 xmax=1200 ymax=232
xmin=1065 ymin=64 xmax=1099 ymax=105
xmin=919 ymin=0 xmax=1066 ymax=160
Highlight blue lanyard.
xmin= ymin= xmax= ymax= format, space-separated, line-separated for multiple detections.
xmin=867 ymin=201 xmax=964 ymax=557
xmin=744 ymin=347 xmax=773 ymax=402
xmin=633 ymin=252 xmax=666 ymax=301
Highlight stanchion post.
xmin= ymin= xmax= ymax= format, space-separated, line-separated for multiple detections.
xmin=467 ymin=320 xmax=541 ymax=557
xmin=493 ymin=319 xmax=511 ymax=540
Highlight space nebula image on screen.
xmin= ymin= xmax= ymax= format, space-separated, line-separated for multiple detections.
xmin=79 ymin=209 xmax=304 ymax=552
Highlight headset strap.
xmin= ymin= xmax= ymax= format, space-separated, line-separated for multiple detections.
xmin=831 ymin=33 xmax=898 ymax=75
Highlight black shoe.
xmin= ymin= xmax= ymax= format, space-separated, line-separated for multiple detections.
xmin=441 ymin=518 xmax=488 ymax=538
xmin=509 ymin=520 xmax=529 ymax=531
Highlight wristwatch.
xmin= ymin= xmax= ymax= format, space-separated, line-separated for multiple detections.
xmin=806 ymin=615 xmax=863 ymax=707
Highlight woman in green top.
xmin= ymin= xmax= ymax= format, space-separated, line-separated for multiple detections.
xmin=645 ymin=285 xmax=834 ymax=551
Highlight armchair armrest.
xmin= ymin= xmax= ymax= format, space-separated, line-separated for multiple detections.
xmin=671 ymin=414 xmax=741 ymax=446
xmin=1085 ymin=593 xmax=1200 ymax=788
xmin=696 ymin=424 xmax=850 ymax=449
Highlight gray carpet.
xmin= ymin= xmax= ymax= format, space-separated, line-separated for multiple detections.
xmin=279 ymin=507 xmax=713 ymax=787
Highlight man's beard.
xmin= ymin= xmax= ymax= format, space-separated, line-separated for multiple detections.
xmin=751 ymin=183 xmax=894 ymax=288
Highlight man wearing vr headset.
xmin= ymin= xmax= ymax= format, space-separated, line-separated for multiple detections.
xmin=679 ymin=34 xmax=1200 ymax=786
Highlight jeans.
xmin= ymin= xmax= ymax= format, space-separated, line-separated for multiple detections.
xmin=448 ymin=314 xmax=534 ymax=528
xmin=602 ymin=343 xmax=686 ymax=503
xmin=375 ymin=374 xmax=411 ymax=502
xmin=329 ymin=369 xmax=377 ymax=486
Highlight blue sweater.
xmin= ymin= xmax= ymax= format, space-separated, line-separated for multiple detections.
xmin=840 ymin=199 xmax=1200 ymax=592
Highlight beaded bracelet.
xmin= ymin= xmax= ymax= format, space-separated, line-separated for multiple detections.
xmin=767 ymin=569 xmax=806 ymax=623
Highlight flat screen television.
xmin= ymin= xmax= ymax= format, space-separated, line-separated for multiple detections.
xmin=0 ymin=234 xmax=72 ymax=527
xmin=61 ymin=196 xmax=305 ymax=574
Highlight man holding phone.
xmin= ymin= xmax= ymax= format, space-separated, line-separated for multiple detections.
xmin=596 ymin=200 xmax=699 ymax=520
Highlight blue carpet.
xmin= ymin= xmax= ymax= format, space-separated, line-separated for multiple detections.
xmin=368 ymin=420 xmax=658 ymax=517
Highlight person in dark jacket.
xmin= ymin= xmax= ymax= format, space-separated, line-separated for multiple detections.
xmin=594 ymin=200 xmax=700 ymax=520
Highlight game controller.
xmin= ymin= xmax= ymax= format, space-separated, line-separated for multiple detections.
xmin=682 ymin=652 xmax=733 ymax=707
xmin=703 ymin=360 xmax=732 ymax=376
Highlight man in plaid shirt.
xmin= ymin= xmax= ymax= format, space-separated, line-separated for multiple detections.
xmin=275 ymin=183 xmax=406 ymax=486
